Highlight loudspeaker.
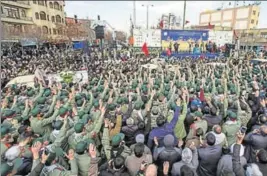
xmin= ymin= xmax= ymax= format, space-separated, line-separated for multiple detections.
xmin=95 ymin=25 xmax=104 ymax=39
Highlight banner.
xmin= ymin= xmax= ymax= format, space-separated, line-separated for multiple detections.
xmin=161 ymin=30 xmax=209 ymax=52
xmin=133 ymin=29 xmax=161 ymax=47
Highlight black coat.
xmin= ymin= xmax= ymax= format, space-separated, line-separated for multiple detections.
xmin=197 ymin=145 xmax=222 ymax=176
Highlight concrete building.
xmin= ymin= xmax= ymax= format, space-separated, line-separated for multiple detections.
xmin=161 ymin=13 xmax=181 ymax=29
xmin=1 ymin=0 xmax=66 ymax=40
xmin=199 ymin=4 xmax=260 ymax=30
xmin=235 ymin=28 xmax=267 ymax=50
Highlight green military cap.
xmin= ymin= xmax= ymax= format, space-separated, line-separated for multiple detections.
xmin=31 ymin=108 xmax=40 ymax=117
xmin=227 ymin=111 xmax=237 ymax=119
xmin=111 ymin=133 xmax=125 ymax=146
xmin=103 ymin=95 xmax=109 ymax=103
xmin=74 ymin=122 xmax=84 ymax=133
xmin=168 ymin=102 xmax=176 ymax=111
xmin=134 ymin=101 xmax=143 ymax=110
xmin=93 ymin=101 xmax=99 ymax=108
xmin=53 ymin=120 xmax=64 ymax=130
xmin=108 ymin=103 xmax=116 ymax=111
xmin=43 ymin=89 xmax=51 ymax=97
xmin=3 ymin=109 xmax=15 ymax=118
xmin=230 ymin=87 xmax=236 ymax=94
xmin=98 ymin=85 xmax=104 ymax=92
xmin=78 ymin=110 xmax=85 ymax=118
xmin=81 ymin=114 xmax=91 ymax=123
xmin=75 ymin=141 xmax=88 ymax=153
xmin=132 ymin=95 xmax=137 ymax=102
xmin=215 ymin=79 xmax=221 ymax=87
xmin=196 ymin=86 xmax=200 ymax=93
xmin=75 ymin=94 xmax=82 ymax=101
xmin=37 ymin=97 xmax=46 ymax=104
xmin=59 ymin=107 xmax=68 ymax=116
xmin=194 ymin=111 xmax=203 ymax=118
xmin=117 ymin=97 xmax=123 ymax=105
xmin=123 ymin=97 xmax=129 ymax=104
xmin=154 ymin=79 xmax=161 ymax=86
xmin=76 ymin=99 xmax=83 ymax=107
xmin=163 ymin=91 xmax=169 ymax=98
xmin=204 ymin=86 xmax=209 ymax=93
xmin=1 ymin=125 xmax=10 ymax=136
xmin=165 ymin=84 xmax=171 ymax=91
xmin=164 ymin=77 xmax=170 ymax=84
xmin=153 ymin=85 xmax=159 ymax=90
xmin=60 ymin=90 xmax=69 ymax=97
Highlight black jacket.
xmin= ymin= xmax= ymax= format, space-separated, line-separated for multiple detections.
xmin=197 ymin=145 xmax=222 ymax=176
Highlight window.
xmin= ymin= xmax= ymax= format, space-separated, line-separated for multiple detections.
xmin=21 ymin=9 xmax=26 ymax=17
xmin=53 ymin=28 xmax=57 ymax=34
xmin=49 ymin=28 xmax=51 ymax=34
xmin=251 ymin=19 xmax=254 ymax=24
xmin=4 ymin=7 xmax=20 ymax=18
xmin=54 ymin=2 xmax=59 ymax=10
xmin=1 ymin=6 xmax=3 ymax=14
xmin=58 ymin=28 xmax=63 ymax=35
xmin=33 ymin=0 xmax=36 ymax=4
xmin=35 ymin=12 xmax=39 ymax=19
xmin=40 ymin=11 xmax=46 ymax=20
xmin=56 ymin=15 xmax=61 ymax=23
xmin=42 ymin=26 xmax=48 ymax=34
xmin=49 ymin=2 xmax=53 ymax=8
xmin=62 ymin=18 xmax=64 ymax=24
xmin=60 ymin=5 xmax=62 ymax=11
xmin=47 ymin=15 xmax=49 ymax=21
xmin=52 ymin=16 xmax=55 ymax=22
xmin=253 ymin=10 xmax=256 ymax=15
xmin=38 ymin=0 xmax=45 ymax=6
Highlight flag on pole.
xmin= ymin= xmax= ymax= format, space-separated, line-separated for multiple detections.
xmin=159 ymin=20 xmax=164 ymax=29
xmin=142 ymin=42 xmax=149 ymax=56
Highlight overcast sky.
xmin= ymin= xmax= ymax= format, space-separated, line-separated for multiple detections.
xmin=65 ymin=1 xmax=267 ymax=33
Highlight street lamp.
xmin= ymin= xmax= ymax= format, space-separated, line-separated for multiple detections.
xmin=142 ymin=4 xmax=154 ymax=29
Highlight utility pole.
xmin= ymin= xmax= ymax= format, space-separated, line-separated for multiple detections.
xmin=182 ymin=0 xmax=187 ymax=30
xmin=142 ymin=4 xmax=153 ymax=29
xmin=133 ymin=1 xmax=136 ymax=28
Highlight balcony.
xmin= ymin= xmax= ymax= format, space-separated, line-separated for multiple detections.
xmin=1 ymin=1 xmax=31 ymax=9
xmin=1 ymin=14 xmax=34 ymax=25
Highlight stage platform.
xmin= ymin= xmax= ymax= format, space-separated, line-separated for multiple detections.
xmin=161 ymin=52 xmax=221 ymax=59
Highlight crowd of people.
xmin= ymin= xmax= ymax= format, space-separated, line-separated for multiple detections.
xmin=1 ymin=46 xmax=267 ymax=176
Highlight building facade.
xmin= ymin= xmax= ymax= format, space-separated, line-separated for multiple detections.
xmin=1 ymin=0 xmax=66 ymax=41
xmin=161 ymin=13 xmax=181 ymax=29
xmin=199 ymin=5 xmax=260 ymax=30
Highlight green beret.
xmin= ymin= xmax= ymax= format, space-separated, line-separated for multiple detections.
xmin=43 ymin=89 xmax=51 ymax=97
xmin=78 ymin=111 xmax=85 ymax=118
xmin=123 ymin=97 xmax=129 ymax=104
xmin=117 ymin=97 xmax=123 ymax=105
xmin=75 ymin=94 xmax=82 ymax=101
xmin=111 ymin=133 xmax=125 ymax=146
xmin=37 ymin=97 xmax=46 ymax=104
xmin=74 ymin=123 xmax=84 ymax=133
xmin=108 ymin=103 xmax=116 ymax=111
xmin=59 ymin=107 xmax=68 ymax=116
xmin=103 ymin=95 xmax=109 ymax=102
xmin=194 ymin=111 xmax=203 ymax=118
xmin=134 ymin=102 xmax=143 ymax=110
xmin=204 ymin=86 xmax=209 ymax=93
xmin=76 ymin=141 xmax=88 ymax=153
xmin=93 ymin=101 xmax=99 ymax=108
xmin=60 ymin=90 xmax=69 ymax=97
xmin=31 ymin=108 xmax=40 ymax=117
xmin=4 ymin=109 xmax=15 ymax=118
xmin=76 ymin=99 xmax=83 ymax=107
xmin=228 ymin=111 xmax=237 ymax=119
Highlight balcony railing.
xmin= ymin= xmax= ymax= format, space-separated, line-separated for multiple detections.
xmin=1 ymin=1 xmax=30 ymax=7
xmin=1 ymin=14 xmax=33 ymax=21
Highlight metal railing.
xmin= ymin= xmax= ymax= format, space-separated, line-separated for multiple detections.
xmin=1 ymin=14 xmax=33 ymax=21
xmin=2 ymin=0 xmax=30 ymax=6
